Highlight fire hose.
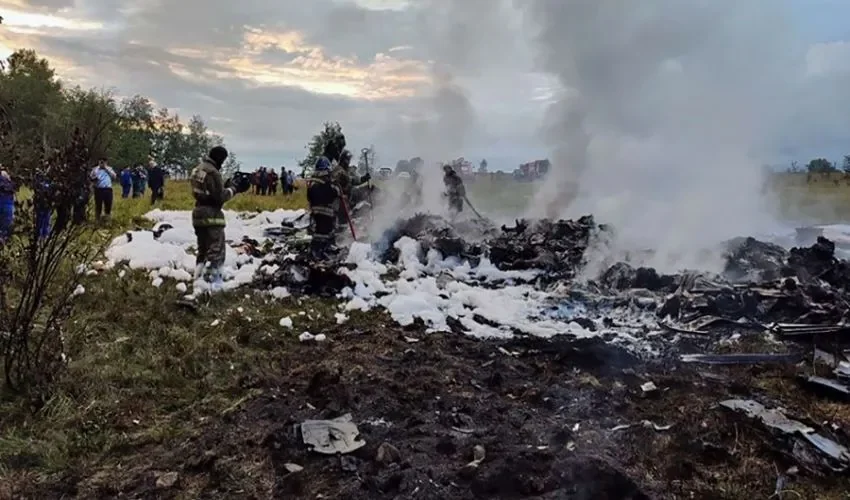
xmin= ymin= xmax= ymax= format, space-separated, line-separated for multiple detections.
xmin=340 ymin=194 xmax=357 ymax=241
xmin=463 ymin=194 xmax=485 ymax=220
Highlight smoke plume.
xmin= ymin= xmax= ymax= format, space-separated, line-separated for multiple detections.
xmin=517 ymin=0 xmax=802 ymax=273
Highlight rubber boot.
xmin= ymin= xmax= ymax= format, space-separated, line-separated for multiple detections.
xmin=193 ymin=263 xmax=205 ymax=281
xmin=210 ymin=267 xmax=224 ymax=293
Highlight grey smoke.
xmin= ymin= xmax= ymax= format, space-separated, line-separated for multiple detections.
xmin=517 ymin=0 xmax=803 ymax=273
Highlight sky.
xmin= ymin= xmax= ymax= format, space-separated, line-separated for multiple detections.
xmin=1 ymin=0 xmax=850 ymax=171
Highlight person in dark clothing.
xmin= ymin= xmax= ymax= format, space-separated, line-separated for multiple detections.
xmin=148 ymin=160 xmax=166 ymax=205
xmin=0 ymin=166 xmax=15 ymax=244
xmin=281 ymin=168 xmax=293 ymax=194
xmin=307 ymin=157 xmax=340 ymax=260
xmin=268 ymin=169 xmax=278 ymax=195
xmin=258 ymin=167 xmax=269 ymax=195
xmin=131 ymin=165 xmax=143 ymax=198
xmin=55 ymin=176 xmax=89 ymax=233
xmin=33 ymin=168 xmax=52 ymax=239
xmin=442 ymin=164 xmax=465 ymax=217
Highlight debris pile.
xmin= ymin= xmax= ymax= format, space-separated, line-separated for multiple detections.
xmin=377 ymin=213 xmax=492 ymax=264
xmin=651 ymin=235 xmax=850 ymax=326
xmin=488 ymin=216 xmax=604 ymax=280
xmin=97 ymin=208 xmax=850 ymax=493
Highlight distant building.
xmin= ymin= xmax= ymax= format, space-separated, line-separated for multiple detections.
xmin=516 ymin=159 xmax=550 ymax=180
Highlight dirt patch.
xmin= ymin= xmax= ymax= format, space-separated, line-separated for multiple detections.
xmin=8 ymin=319 xmax=849 ymax=499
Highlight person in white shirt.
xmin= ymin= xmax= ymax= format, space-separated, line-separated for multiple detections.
xmin=90 ymin=157 xmax=116 ymax=223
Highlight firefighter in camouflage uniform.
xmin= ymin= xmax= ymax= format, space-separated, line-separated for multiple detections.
xmin=307 ymin=156 xmax=340 ymax=259
xmin=190 ymin=146 xmax=249 ymax=291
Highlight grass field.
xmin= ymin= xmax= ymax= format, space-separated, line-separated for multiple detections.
xmin=2 ymin=174 xmax=850 ymax=497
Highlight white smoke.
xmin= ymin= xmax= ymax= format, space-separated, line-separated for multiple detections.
xmin=517 ymin=0 xmax=804 ymax=273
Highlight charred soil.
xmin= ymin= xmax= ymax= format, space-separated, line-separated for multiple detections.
xmin=8 ymin=309 xmax=849 ymax=500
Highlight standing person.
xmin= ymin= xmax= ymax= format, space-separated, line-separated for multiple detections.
xmin=90 ymin=157 xmax=116 ymax=224
xmin=280 ymin=168 xmax=289 ymax=195
xmin=138 ymin=165 xmax=148 ymax=196
xmin=56 ymin=170 xmax=89 ymax=232
xmin=34 ymin=166 xmax=52 ymax=239
xmin=268 ymin=169 xmax=278 ymax=195
xmin=306 ymin=157 xmax=340 ymax=260
xmin=287 ymin=170 xmax=295 ymax=194
xmin=259 ymin=167 xmax=269 ymax=195
xmin=190 ymin=146 xmax=248 ymax=292
xmin=148 ymin=159 xmax=165 ymax=205
xmin=0 ymin=166 xmax=15 ymax=244
xmin=442 ymin=164 xmax=466 ymax=217
xmin=120 ymin=167 xmax=133 ymax=198
xmin=252 ymin=169 xmax=260 ymax=195
xmin=131 ymin=165 xmax=142 ymax=198
xmin=332 ymin=152 xmax=353 ymax=225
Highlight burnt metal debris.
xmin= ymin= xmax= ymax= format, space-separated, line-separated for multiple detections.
xmin=251 ymin=210 xmax=850 ymax=477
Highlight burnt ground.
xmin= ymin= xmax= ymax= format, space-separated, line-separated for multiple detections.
xmin=8 ymin=307 xmax=849 ymax=500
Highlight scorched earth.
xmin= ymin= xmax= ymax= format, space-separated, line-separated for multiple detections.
xmin=39 ymin=208 xmax=850 ymax=499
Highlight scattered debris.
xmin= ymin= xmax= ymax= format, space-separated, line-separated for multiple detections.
xmin=799 ymin=376 xmax=850 ymax=401
xmin=301 ymin=414 xmax=366 ymax=455
xmin=681 ymin=353 xmax=806 ymax=365
xmin=640 ymin=381 xmax=658 ymax=394
xmin=283 ymin=463 xmax=303 ymax=474
xmin=155 ymin=472 xmax=179 ymax=489
xmin=299 ymin=332 xmax=327 ymax=342
xmin=720 ymin=399 xmax=850 ymax=472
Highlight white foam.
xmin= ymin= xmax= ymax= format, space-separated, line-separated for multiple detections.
xmin=102 ymin=209 xmax=649 ymax=346
xmin=106 ymin=209 xmax=305 ymax=293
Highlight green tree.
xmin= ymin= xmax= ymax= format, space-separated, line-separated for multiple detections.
xmin=59 ymin=87 xmax=120 ymax=161
xmin=110 ymin=95 xmax=155 ymax=168
xmin=299 ymin=122 xmax=346 ymax=176
xmin=806 ymin=158 xmax=836 ymax=174
xmin=221 ymin=151 xmax=241 ymax=177
xmin=150 ymin=107 xmax=183 ymax=172
xmin=0 ymin=49 xmax=65 ymax=164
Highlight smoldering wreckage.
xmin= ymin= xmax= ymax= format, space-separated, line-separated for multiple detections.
xmin=103 ymin=204 xmax=850 ymax=498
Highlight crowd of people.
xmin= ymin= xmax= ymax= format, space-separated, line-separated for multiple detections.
xmin=0 ymin=157 xmax=169 ymax=244
xmin=247 ymin=167 xmax=296 ymax=196
xmin=119 ymin=160 xmax=166 ymax=203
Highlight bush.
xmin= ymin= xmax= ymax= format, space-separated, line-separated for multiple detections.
xmin=0 ymin=130 xmax=104 ymax=405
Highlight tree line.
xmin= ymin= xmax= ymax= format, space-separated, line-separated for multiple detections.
xmin=0 ymin=49 xmax=238 ymax=176
xmin=788 ymin=156 xmax=850 ymax=175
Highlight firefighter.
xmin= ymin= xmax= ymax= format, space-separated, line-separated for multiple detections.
xmin=190 ymin=146 xmax=248 ymax=292
xmin=307 ymin=156 xmax=340 ymax=259
xmin=331 ymin=150 xmax=353 ymax=224
xmin=442 ymin=164 xmax=465 ymax=216
xmin=348 ymin=168 xmax=372 ymax=208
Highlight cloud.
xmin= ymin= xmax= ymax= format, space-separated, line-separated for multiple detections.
xmin=2 ymin=0 xmax=850 ymax=180
xmin=0 ymin=0 xmax=546 ymax=169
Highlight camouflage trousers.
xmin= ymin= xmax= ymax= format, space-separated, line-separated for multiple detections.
xmin=194 ymin=225 xmax=226 ymax=268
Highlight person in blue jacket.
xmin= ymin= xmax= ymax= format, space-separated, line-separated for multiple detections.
xmin=120 ymin=167 xmax=133 ymax=198
xmin=0 ymin=166 xmax=15 ymax=244
xmin=33 ymin=168 xmax=52 ymax=239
